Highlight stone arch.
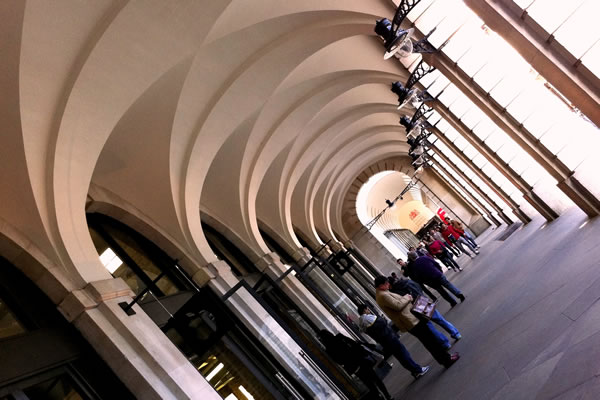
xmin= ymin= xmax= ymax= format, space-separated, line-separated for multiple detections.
xmin=340 ymin=155 xmax=418 ymax=239
xmin=86 ymin=183 xmax=211 ymax=286
xmin=200 ymin=210 xmax=265 ymax=266
xmin=0 ymin=217 xmax=74 ymax=306
xmin=256 ymin=219 xmax=301 ymax=264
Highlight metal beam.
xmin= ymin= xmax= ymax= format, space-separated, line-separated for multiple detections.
xmin=430 ymin=125 xmax=532 ymax=224
xmin=430 ymin=142 xmax=519 ymax=225
xmin=463 ymin=0 xmax=600 ymax=128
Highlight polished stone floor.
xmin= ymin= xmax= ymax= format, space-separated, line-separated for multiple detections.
xmin=383 ymin=207 xmax=600 ymax=400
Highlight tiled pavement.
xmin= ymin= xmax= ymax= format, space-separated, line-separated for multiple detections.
xmin=382 ymin=207 xmax=600 ymax=400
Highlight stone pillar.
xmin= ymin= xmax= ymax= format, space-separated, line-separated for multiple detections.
xmin=255 ymin=252 xmax=347 ymax=335
xmin=204 ymin=260 xmax=342 ymax=400
xmin=59 ymin=278 xmax=220 ymax=400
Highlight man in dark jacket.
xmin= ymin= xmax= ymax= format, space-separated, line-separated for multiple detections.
xmin=400 ymin=251 xmax=466 ymax=307
xmin=357 ymin=305 xmax=430 ymax=379
xmin=388 ymin=277 xmax=462 ymax=347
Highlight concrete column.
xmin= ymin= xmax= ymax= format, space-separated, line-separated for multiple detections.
xmin=463 ymin=0 xmax=600 ymax=128
xmin=205 ymin=260 xmax=343 ymax=400
xmin=59 ymin=278 xmax=220 ymax=400
xmin=432 ymin=125 xmax=532 ymax=224
xmin=255 ymin=252 xmax=346 ymax=334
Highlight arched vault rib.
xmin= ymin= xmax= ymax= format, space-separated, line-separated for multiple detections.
xmin=179 ymin=13 xmax=382 ymax=265
xmin=305 ymin=139 xmax=409 ymax=244
xmin=304 ymin=127 xmax=408 ymax=238
xmin=333 ymin=156 xmax=416 ymax=241
xmin=261 ymin=102 xmax=402 ymax=252
xmin=291 ymin=135 xmax=407 ymax=246
xmin=46 ymin=1 xmax=226 ymax=284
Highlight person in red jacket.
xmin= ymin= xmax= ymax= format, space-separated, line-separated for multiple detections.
xmin=447 ymin=217 xmax=480 ymax=250
xmin=426 ymin=236 xmax=462 ymax=272
xmin=442 ymin=223 xmax=477 ymax=258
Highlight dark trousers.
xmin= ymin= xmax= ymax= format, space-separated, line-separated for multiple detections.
xmin=356 ymin=364 xmax=391 ymax=400
xmin=366 ymin=320 xmax=422 ymax=375
xmin=409 ymin=321 xmax=452 ymax=367
xmin=437 ymin=252 xmax=460 ymax=271
xmin=427 ymin=280 xmax=458 ymax=307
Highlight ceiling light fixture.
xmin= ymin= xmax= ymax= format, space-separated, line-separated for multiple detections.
xmin=374 ymin=0 xmax=437 ymax=60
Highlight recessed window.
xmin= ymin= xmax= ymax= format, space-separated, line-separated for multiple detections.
xmin=99 ymin=248 xmax=123 ymax=274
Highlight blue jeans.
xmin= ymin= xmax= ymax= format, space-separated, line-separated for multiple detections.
xmin=464 ymin=231 xmax=478 ymax=248
xmin=431 ymin=309 xmax=460 ymax=339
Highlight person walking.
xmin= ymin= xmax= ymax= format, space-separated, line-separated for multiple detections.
xmin=442 ymin=223 xmax=477 ymax=258
xmin=426 ymin=237 xmax=462 ymax=272
xmin=447 ymin=217 xmax=480 ymax=250
xmin=433 ymin=226 xmax=461 ymax=257
xmin=357 ymin=305 xmax=430 ymax=379
xmin=319 ymin=330 xmax=393 ymax=400
xmin=388 ymin=277 xmax=462 ymax=348
xmin=374 ymin=276 xmax=460 ymax=369
xmin=396 ymin=258 xmax=438 ymax=302
xmin=400 ymin=252 xmax=466 ymax=307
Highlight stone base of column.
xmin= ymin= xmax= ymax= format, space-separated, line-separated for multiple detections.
xmin=59 ymin=278 xmax=220 ymax=400
xmin=558 ymin=176 xmax=600 ymax=218
xmin=523 ymin=191 xmax=560 ymax=221
xmin=512 ymin=206 xmax=532 ymax=224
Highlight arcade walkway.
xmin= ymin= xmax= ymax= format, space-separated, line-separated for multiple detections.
xmin=383 ymin=207 xmax=600 ymax=400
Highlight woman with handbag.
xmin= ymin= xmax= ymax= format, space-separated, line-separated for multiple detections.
xmin=375 ymin=276 xmax=460 ymax=369
xmin=388 ymin=276 xmax=462 ymax=347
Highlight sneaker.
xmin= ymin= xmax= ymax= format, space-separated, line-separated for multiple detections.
xmin=445 ymin=353 xmax=460 ymax=368
xmin=412 ymin=366 xmax=430 ymax=379
xmin=452 ymin=333 xmax=462 ymax=341
xmin=457 ymin=294 xmax=466 ymax=302
xmin=458 ymin=267 xmax=463 ymax=271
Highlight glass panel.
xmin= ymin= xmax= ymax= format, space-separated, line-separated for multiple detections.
xmin=538 ymin=124 xmax=570 ymax=155
xmin=442 ymin=19 xmax=484 ymax=61
xmin=484 ymin=134 xmax=505 ymax=152
xmin=89 ymin=224 xmax=180 ymax=297
xmin=306 ymin=267 xmax=361 ymax=330
xmin=527 ymin=0 xmax=586 ymax=34
xmin=0 ymin=297 xmax=26 ymax=339
xmin=462 ymin=144 xmax=478 ymax=159
xmin=473 ymin=62 xmax=505 ymax=93
xmin=460 ymin=110 xmax=481 ymax=130
xmin=166 ymin=313 xmax=278 ymax=400
xmin=472 ymin=119 xmax=496 ymax=140
xmin=513 ymin=0 xmax=535 ymax=9
xmin=506 ymin=92 xmax=539 ymax=122
xmin=553 ymin=1 xmax=600 ymax=58
xmin=437 ymin=85 xmax=461 ymax=106
xmin=581 ymin=40 xmax=600 ymax=77
xmin=224 ymin=287 xmax=336 ymax=399
xmin=89 ymin=227 xmax=148 ymax=296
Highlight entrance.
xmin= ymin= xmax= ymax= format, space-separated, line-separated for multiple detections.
xmin=0 ymin=258 xmax=133 ymax=400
